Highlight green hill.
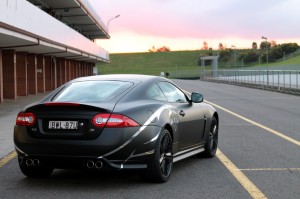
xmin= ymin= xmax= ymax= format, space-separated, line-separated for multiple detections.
xmin=97 ymin=50 xmax=300 ymax=78
xmin=97 ymin=51 xmax=204 ymax=78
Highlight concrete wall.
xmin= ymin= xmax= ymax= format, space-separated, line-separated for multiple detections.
xmin=2 ymin=50 xmax=17 ymax=99
xmin=27 ymin=54 xmax=37 ymax=94
xmin=16 ymin=52 xmax=28 ymax=96
xmin=0 ymin=49 xmax=94 ymax=102
xmin=37 ymin=54 xmax=45 ymax=93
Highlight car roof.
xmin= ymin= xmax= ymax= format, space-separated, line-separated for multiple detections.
xmin=71 ymin=74 xmax=168 ymax=83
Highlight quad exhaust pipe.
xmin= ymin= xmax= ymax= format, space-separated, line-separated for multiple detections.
xmin=86 ymin=160 xmax=103 ymax=169
xmin=25 ymin=158 xmax=103 ymax=169
xmin=25 ymin=158 xmax=40 ymax=167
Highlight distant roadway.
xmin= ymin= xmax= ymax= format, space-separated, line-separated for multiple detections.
xmin=0 ymin=80 xmax=299 ymax=199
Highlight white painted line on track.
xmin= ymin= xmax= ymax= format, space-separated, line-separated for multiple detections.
xmin=205 ymin=100 xmax=300 ymax=147
xmin=239 ymin=168 xmax=300 ymax=171
xmin=217 ymin=149 xmax=268 ymax=199
xmin=0 ymin=151 xmax=16 ymax=168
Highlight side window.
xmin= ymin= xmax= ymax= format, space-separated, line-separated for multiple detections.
xmin=147 ymin=84 xmax=168 ymax=101
xmin=157 ymin=82 xmax=187 ymax=103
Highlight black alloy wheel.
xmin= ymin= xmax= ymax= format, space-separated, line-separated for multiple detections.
xmin=203 ymin=117 xmax=218 ymax=158
xmin=141 ymin=129 xmax=173 ymax=183
xmin=159 ymin=130 xmax=173 ymax=178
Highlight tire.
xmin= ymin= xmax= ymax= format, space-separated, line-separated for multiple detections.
xmin=18 ymin=156 xmax=54 ymax=178
xmin=141 ymin=129 xmax=173 ymax=183
xmin=203 ymin=117 xmax=218 ymax=158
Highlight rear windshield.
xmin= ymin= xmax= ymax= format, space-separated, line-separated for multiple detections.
xmin=52 ymin=81 xmax=133 ymax=103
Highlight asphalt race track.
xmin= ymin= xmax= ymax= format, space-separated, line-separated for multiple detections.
xmin=0 ymin=80 xmax=299 ymax=199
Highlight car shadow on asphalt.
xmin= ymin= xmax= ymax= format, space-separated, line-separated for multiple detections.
xmin=17 ymin=155 xmax=215 ymax=187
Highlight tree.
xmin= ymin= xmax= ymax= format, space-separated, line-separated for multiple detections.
xmin=252 ymin=42 xmax=258 ymax=49
xmin=260 ymin=41 xmax=271 ymax=50
xmin=239 ymin=51 xmax=259 ymax=63
xmin=219 ymin=50 xmax=231 ymax=62
xmin=218 ymin=43 xmax=224 ymax=50
xmin=208 ymin=48 xmax=213 ymax=55
xmin=148 ymin=46 xmax=156 ymax=52
xmin=157 ymin=46 xmax=170 ymax=52
xmin=280 ymin=43 xmax=299 ymax=54
xmin=148 ymin=46 xmax=170 ymax=52
xmin=202 ymin=41 xmax=208 ymax=50
xmin=269 ymin=47 xmax=283 ymax=61
xmin=270 ymin=40 xmax=277 ymax=48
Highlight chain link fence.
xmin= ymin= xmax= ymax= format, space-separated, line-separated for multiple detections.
xmin=200 ymin=69 xmax=300 ymax=94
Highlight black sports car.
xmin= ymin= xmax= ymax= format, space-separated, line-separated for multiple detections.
xmin=14 ymin=74 xmax=219 ymax=182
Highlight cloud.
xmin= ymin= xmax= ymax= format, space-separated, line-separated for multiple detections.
xmin=91 ymin=0 xmax=300 ymax=52
xmin=93 ymin=0 xmax=300 ymax=40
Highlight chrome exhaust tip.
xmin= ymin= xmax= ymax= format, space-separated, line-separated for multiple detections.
xmin=87 ymin=160 xmax=95 ymax=169
xmin=95 ymin=161 xmax=103 ymax=169
xmin=33 ymin=159 xmax=40 ymax=167
xmin=25 ymin=158 xmax=33 ymax=167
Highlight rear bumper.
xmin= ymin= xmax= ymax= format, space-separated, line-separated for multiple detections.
xmin=14 ymin=125 xmax=162 ymax=169
xmin=17 ymin=153 xmax=148 ymax=170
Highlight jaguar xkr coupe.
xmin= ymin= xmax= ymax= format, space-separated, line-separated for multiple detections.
xmin=14 ymin=74 xmax=219 ymax=182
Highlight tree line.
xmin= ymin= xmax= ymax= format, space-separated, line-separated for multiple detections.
xmin=202 ymin=41 xmax=299 ymax=65
xmin=148 ymin=41 xmax=299 ymax=66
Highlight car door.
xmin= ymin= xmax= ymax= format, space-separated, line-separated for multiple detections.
xmin=157 ymin=82 xmax=206 ymax=149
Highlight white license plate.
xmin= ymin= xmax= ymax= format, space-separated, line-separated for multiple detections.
xmin=48 ymin=121 xmax=78 ymax=130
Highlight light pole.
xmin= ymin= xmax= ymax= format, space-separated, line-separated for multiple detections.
xmin=107 ymin=14 xmax=120 ymax=32
xmin=231 ymin=45 xmax=237 ymax=69
xmin=231 ymin=45 xmax=237 ymax=82
xmin=262 ymin=36 xmax=269 ymax=85
xmin=261 ymin=36 xmax=268 ymax=64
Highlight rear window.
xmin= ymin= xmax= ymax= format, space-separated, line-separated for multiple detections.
xmin=52 ymin=81 xmax=133 ymax=103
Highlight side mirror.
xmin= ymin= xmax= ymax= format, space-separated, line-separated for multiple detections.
xmin=191 ymin=92 xmax=203 ymax=103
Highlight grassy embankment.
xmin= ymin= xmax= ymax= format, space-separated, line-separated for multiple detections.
xmin=97 ymin=51 xmax=202 ymax=76
xmin=97 ymin=50 xmax=300 ymax=78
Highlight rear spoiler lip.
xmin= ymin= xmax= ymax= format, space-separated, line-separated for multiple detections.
xmin=44 ymin=102 xmax=80 ymax=106
xmin=24 ymin=102 xmax=115 ymax=114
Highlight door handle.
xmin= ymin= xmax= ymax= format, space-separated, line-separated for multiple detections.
xmin=179 ymin=110 xmax=185 ymax=116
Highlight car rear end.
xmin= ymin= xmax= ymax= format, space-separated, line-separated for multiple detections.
xmin=14 ymin=78 xmax=161 ymax=174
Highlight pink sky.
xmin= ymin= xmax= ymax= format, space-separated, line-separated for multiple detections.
xmin=88 ymin=0 xmax=300 ymax=53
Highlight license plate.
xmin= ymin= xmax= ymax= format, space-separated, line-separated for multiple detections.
xmin=48 ymin=121 xmax=78 ymax=130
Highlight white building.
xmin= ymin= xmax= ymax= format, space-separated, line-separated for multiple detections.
xmin=0 ymin=0 xmax=110 ymax=102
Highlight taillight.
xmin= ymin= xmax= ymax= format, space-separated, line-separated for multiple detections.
xmin=92 ymin=114 xmax=140 ymax=128
xmin=16 ymin=112 xmax=36 ymax=126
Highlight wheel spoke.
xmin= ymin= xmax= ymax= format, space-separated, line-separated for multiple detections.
xmin=209 ymin=123 xmax=218 ymax=150
xmin=209 ymin=138 xmax=214 ymax=149
xmin=164 ymin=156 xmax=173 ymax=163
xmin=160 ymin=155 xmax=164 ymax=164
xmin=208 ymin=126 xmax=215 ymax=149
xmin=160 ymin=159 xmax=166 ymax=172
xmin=161 ymin=136 xmax=169 ymax=152
xmin=213 ymin=125 xmax=217 ymax=135
xmin=164 ymin=164 xmax=170 ymax=176
xmin=213 ymin=136 xmax=218 ymax=148
xmin=165 ymin=152 xmax=172 ymax=157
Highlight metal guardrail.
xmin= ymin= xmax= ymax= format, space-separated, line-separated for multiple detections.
xmin=201 ymin=69 xmax=300 ymax=94
xmin=101 ymin=67 xmax=300 ymax=94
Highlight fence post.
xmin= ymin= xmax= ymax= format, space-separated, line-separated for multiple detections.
xmin=277 ymin=71 xmax=280 ymax=90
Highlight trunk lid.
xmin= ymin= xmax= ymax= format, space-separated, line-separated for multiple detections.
xmin=24 ymin=102 xmax=114 ymax=140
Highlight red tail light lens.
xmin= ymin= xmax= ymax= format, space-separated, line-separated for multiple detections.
xmin=16 ymin=113 xmax=36 ymax=126
xmin=92 ymin=114 xmax=140 ymax=128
